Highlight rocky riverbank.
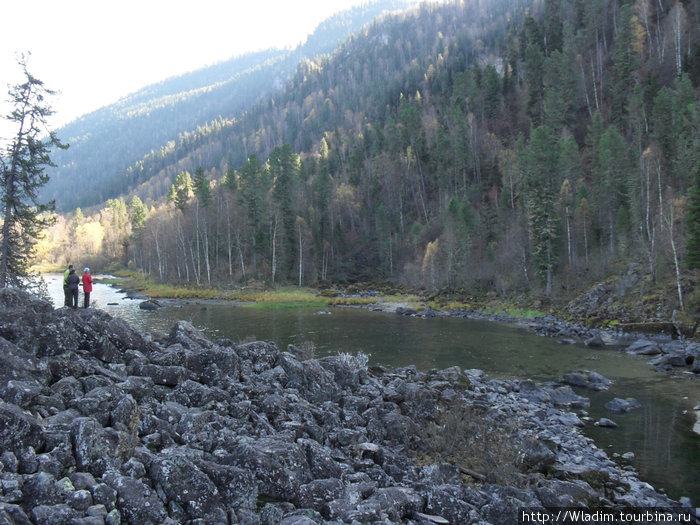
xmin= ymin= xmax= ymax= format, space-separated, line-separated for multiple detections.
xmin=0 ymin=288 xmax=694 ymax=524
xmin=368 ymin=301 xmax=700 ymax=379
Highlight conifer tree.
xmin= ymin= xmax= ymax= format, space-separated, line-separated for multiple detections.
xmin=269 ymin=144 xmax=300 ymax=278
xmin=168 ymin=171 xmax=193 ymax=212
xmin=522 ymin=125 xmax=559 ymax=295
xmin=1 ymin=56 xmax=67 ymax=289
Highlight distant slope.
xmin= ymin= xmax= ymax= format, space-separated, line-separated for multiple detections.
xmin=119 ymin=0 xmax=525 ymax=206
xmin=43 ymin=0 xmax=416 ymax=211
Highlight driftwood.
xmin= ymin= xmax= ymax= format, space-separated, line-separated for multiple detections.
xmin=457 ymin=465 xmax=487 ymax=481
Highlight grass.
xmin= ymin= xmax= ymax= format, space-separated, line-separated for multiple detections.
xmin=80 ymin=267 xmax=548 ymax=320
xmin=481 ymin=305 xmax=547 ymax=319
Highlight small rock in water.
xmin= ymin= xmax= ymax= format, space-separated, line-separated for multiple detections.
xmin=595 ymin=418 xmax=618 ymax=428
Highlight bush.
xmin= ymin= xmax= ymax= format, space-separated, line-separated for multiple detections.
xmin=415 ymin=400 xmax=528 ymax=486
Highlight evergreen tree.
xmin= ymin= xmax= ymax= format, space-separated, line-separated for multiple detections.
xmin=269 ymin=144 xmax=301 ymax=278
xmin=596 ymin=125 xmax=630 ymax=254
xmin=610 ymin=4 xmax=638 ymax=124
xmin=192 ymin=167 xmax=212 ymax=207
xmin=168 ymin=171 xmax=193 ymax=212
xmin=236 ymin=154 xmax=270 ymax=276
xmin=129 ymin=196 xmax=147 ymax=233
xmin=522 ymin=125 xmax=560 ymax=295
xmin=1 ymin=57 xmax=67 ymax=289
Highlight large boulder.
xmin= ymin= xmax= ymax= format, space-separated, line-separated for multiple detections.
xmin=0 ymin=402 xmax=45 ymax=455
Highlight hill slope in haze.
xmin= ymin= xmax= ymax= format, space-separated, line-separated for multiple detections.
xmin=42 ymin=0 xmax=416 ymax=212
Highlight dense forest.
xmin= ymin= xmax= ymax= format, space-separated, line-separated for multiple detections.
xmin=41 ymin=0 xmax=700 ymax=315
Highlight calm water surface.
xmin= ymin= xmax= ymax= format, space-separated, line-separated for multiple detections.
xmin=45 ymin=275 xmax=700 ymax=501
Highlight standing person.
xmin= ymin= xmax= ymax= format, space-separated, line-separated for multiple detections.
xmin=82 ymin=267 xmax=93 ymax=308
xmin=63 ymin=264 xmax=74 ymax=306
xmin=66 ymin=268 xmax=80 ymax=309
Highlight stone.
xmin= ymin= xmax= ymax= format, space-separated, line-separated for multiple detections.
xmin=0 ymin=402 xmax=44 ymax=456
xmin=605 ymin=397 xmax=642 ymax=413
xmin=584 ymin=335 xmax=605 ymax=348
xmin=626 ymin=339 xmax=662 ymax=355
xmin=595 ymin=418 xmax=618 ymax=428
xmin=138 ymin=300 xmax=162 ymax=310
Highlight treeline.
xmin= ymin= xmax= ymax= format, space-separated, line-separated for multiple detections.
xmin=47 ymin=0 xmax=700 ymax=309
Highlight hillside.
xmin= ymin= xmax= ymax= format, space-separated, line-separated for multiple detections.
xmin=41 ymin=0 xmax=700 ymax=322
xmin=41 ymin=0 xmax=416 ymax=212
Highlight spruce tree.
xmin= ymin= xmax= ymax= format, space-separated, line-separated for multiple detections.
xmin=1 ymin=56 xmax=67 ymax=289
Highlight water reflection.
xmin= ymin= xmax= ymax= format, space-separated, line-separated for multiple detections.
xmin=43 ymin=274 xmax=699 ymax=501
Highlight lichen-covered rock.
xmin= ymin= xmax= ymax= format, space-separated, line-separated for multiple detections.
xmin=148 ymin=453 xmax=227 ymax=523
xmin=0 ymin=402 xmax=45 ymax=455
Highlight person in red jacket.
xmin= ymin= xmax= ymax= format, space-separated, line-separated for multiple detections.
xmin=82 ymin=267 xmax=93 ymax=308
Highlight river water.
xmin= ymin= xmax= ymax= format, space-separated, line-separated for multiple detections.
xmin=44 ymin=274 xmax=700 ymax=502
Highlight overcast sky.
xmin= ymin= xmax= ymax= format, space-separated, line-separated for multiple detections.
xmin=1 ymin=0 xmax=366 ymax=134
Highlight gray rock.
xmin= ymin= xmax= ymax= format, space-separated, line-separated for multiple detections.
xmin=0 ymin=402 xmax=44 ymax=456
xmin=102 ymin=471 xmax=167 ymax=525
xmin=595 ymin=418 xmax=618 ymax=428
xmin=138 ymin=300 xmax=162 ymax=311
xmin=692 ymin=358 xmax=700 ymax=374
xmin=649 ymin=353 xmax=689 ymax=368
xmin=584 ymin=335 xmax=605 ymax=347
xmin=605 ymin=397 xmax=642 ymax=413
xmin=546 ymin=386 xmax=590 ymax=409
xmin=627 ymin=339 xmax=662 ymax=355
xmin=149 ymin=453 xmax=227 ymax=523
xmin=562 ymin=371 xmax=611 ymax=391
xmin=295 ymin=478 xmax=345 ymax=510
xmin=30 ymin=504 xmax=79 ymax=525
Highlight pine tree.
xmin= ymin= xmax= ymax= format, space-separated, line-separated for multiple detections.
xmin=1 ymin=56 xmax=67 ymax=289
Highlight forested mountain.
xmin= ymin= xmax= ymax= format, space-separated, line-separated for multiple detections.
xmin=42 ymin=0 xmax=416 ymax=212
xmin=44 ymin=0 xmax=700 ymax=315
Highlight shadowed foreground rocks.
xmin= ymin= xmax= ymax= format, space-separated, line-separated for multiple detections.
xmin=0 ymin=288 xmax=688 ymax=524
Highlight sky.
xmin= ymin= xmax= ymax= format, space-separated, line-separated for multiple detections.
xmin=1 ymin=0 xmax=367 ymax=136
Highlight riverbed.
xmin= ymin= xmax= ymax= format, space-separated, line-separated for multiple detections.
xmin=44 ymin=274 xmax=700 ymax=502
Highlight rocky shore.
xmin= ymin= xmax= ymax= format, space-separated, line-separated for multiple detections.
xmin=377 ymin=303 xmax=700 ymax=377
xmin=0 ymin=288 xmax=694 ymax=524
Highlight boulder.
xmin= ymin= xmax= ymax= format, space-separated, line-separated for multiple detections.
xmin=584 ymin=335 xmax=605 ymax=348
xmin=0 ymin=402 xmax=45 ymax=455
xmin=595 ymin=418 xmax=618 ymax=428
xmin=138 ymin=300 xmax=162 ymax=311
xmin=626 ymin=339 xmax=662 ymax=355
xmin=605 ymin=397 xmax=642 ymax=413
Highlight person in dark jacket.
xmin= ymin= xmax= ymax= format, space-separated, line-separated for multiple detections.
xmin=82 ymin=267 xmax=93 ymax=308
xmin=63 ymin=264 xmax=74 ymax=306
xmin=66 ymin=268 xmax=80 ymax=309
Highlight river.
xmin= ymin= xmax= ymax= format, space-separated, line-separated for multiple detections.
xmin=44 ymin=274 xmax=700 ymax=502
